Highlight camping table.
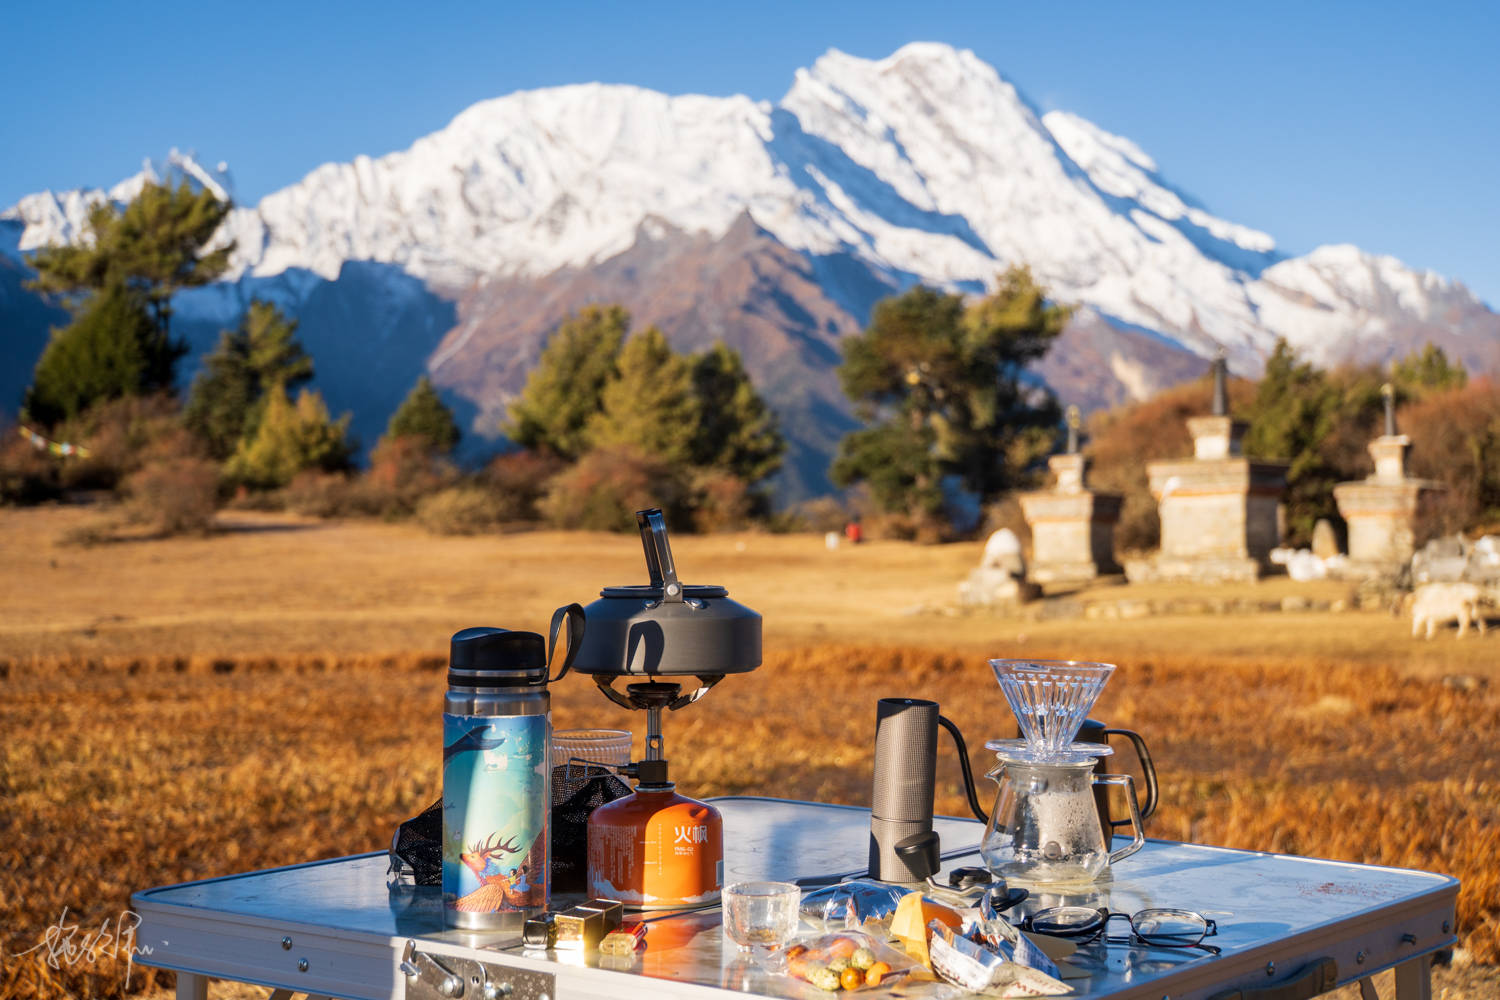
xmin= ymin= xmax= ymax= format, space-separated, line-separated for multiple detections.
xmin=131 ymin=796 xmax=1457 ymax=1000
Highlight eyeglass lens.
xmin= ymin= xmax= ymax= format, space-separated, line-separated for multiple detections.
xmin=1128 ymin=908 xmax=1210 ymax=945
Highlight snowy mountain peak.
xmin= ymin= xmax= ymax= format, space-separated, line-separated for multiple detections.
xmin=2 ymin=149 xmax=232 ymax=258
xmin=5 ymin=46 xmax=1496 ymax=380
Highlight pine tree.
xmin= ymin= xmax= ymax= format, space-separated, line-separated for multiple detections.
xmin=833 ymin=267 xmax=1067 ymax=524
xmin=588 ymin=327 xmax=700 ymax=465
xmin=507 ymin=306 xmax=627 ymax=459
xmin=28 ymin=180 xmax=233 ymax=333
xmin=225 ymin=387 xmax=353 ymax=489
xmin=387 ymin=375 xmax=461 ymax=455
xmin=242 ymin=299 xmax=313 ymax=391
xmin=24 ymin=282 xmax=181 ymax=425
xmin=688 ymin=342 xmax=785 ymax=486
xmin=24 ymin=179 xmax=233 ymax=424
xmin=183 ymin=301 xmax=313 ymax=460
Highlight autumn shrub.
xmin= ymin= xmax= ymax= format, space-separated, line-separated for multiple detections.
xmin=979 ymin=494 xmax=1031 ymax=552
xmin=122 ymin=454 xmax=220 ymax=536
xmin=783 ymin=496 xmax=851 ymax=534
xmin=282 ymin=470 xmax=358 ymax=518
xmin=1405 ymin=377 xmax=1500 ymax=536
xmin=48 ymin=394 xmax=182 ymax=492
xmin=481 ymin=449 xmax=565 ymax=523
xmin=415 ymin=486 xmax=506 ymax=535
xmin=539 ymin=445 xmax=690 ymax=531
xmin=0 ymin=428 xmax=60 ymax=505
xmin=690 ymin=468 xmax=753 ymax=533
xmin=356 ymin=435 xmax=459 ymax=519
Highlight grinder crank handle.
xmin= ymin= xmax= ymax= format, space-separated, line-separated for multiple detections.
xmin=1103 ymin=726 xmax=1158 ymax=823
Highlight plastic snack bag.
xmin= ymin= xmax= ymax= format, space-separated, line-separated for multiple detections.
xmin=928 ymin=921 xmax=1071 ymax=997
xmin=800 ymin=881 xmax=911 ymax=931
xmin=780 ymin=930 xmax=919 ymax=993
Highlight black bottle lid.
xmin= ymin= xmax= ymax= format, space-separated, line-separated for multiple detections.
xmin=448 ymin=626 xmax=547 ymax=687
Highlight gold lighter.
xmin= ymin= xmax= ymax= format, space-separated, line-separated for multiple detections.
xmin=553 ymin=899 xmax=624 ymax=951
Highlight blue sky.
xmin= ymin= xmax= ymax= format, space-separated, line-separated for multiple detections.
xmin=5 ymin=0 xmax=1498 ymax=305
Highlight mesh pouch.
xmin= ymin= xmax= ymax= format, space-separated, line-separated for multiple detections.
xmin=550 ymin=767 xmax=631 ymax=894
xmin=389 ymin=799 xmax=443 ymax=886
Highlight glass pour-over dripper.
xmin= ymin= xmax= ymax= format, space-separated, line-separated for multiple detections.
xmin=990 ymin=659 xmax=1115 ymax=759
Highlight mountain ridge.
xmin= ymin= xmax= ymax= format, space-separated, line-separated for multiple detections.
xmin=4 ymin=42 xmax=1497 ymax=500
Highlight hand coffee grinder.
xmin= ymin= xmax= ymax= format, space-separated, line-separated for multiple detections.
xmin=574 ymin=509 xmax=761 ymax=910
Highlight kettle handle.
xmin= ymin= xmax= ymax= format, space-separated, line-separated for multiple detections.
xmin=543 ymin=603 xmax=586 ymax=683
xmin=1102 ymin=727 xmax=1158 ymax=823
xmin=636 ymin=508 xmax=685 ymax=603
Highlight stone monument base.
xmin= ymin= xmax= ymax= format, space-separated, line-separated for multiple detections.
xmin=1030 ymin=561 xmax=1114 ymax=586
xmin=958 ymin=567 xmax=1041 ymax=607
xmin=1124 ymin=555 xmax=1266 ymax=585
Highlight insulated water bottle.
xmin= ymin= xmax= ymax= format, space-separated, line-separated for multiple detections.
xmin=442 ymin=607 xmax=582 ymax=931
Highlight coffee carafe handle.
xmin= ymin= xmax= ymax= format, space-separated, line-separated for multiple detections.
xmin=1102 ymin=727 xmax=1158 ymax=823
xmin=1095 ymin=773 xmax=1146 ymax=865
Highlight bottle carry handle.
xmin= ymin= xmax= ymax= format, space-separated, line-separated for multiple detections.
xmin=544 ymin=603 xmax=586 ymax=684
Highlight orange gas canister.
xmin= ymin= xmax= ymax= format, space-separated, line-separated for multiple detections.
xmin=587 ymin=764 xmax=723 ymax=910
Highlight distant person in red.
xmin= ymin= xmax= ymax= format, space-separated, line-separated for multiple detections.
xmin=844 ymin=518 xmax=863 ymax=545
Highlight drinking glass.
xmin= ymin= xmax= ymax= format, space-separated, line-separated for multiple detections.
xmin=722 ymin=881 xmax=801 ymax=951
xmin=553 ymin=729 xmax=632 ymax=772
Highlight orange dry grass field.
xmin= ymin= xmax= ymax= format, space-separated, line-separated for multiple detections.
xmin=2 ymin=506 xmax=1498 ymax=999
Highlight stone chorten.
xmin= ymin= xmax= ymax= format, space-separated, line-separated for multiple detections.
xmin=1332 ymin=383 xmax=1443 ymax=577
xmin=1017 ymin=406 xmax=1122 ymax=584
xmin=1127 ymin=356 xmax=1288 ymax=583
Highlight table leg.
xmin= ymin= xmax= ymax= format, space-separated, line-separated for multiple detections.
xmin=175 ymin=972 xmax=208 ymax=1000
xmin=1358 ymin=976 xmax=1380 ymax=1000
xmin=1393 ymin=954 xmax=1433 ymax=1000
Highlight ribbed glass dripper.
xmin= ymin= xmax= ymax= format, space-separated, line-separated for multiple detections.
xmin=990 ymin=659 xmax=1115 ymax=758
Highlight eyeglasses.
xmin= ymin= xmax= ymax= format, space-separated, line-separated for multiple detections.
xmin=1021 ymin=906 xmax=1221 ymax=956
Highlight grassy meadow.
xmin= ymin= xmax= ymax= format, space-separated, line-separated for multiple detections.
xmin=2 ymin=505 xmax=1497 ymax=999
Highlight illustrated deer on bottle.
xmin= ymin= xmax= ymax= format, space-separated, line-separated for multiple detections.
xmin=455 ymin=832 xmax=544 ymax=911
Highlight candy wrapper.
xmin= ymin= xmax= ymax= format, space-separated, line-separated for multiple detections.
xmin=973 ymin=893 xmax=1061 ymax=979
xmin=780 ymin=930 xmax=918 ymax=993
xmin=800 ymin=881 xmax=910 ymax=931
xmin=927 ymin=920 xmax=1071 ymax=997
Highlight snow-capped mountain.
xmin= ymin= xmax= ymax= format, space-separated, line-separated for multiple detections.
xmin=5 ymin=43 xmax=1497 ymax=499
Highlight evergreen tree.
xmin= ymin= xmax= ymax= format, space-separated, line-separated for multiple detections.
xmin=1392 ymin=343 xmax=1467 ymax=398
xmin=24 ymin=283 xmax=181 ymax=425
xmin=183 ymin=300 xmax=312 ymax=460
xmin=832 ymin=267 xmax=1067 ymax=524
xmin=243 ymin=299 xmax=313 ymax=390
xmin=1242 ymin=340 xmax=1345 ymax=543
xmin=507 ymin=306 xmax=627 ymax=459
xmin=1241 ymin=339 xmax=1388 ymax=545
xmin=587 ymin=327 xmax=700 ymax=466
xmin=688 ymin=342 xmax=784 ymax=485
xmin=387 ymin=375 xmax=461 ymax=455
xmin=24 ymin=179 xmax=233 ymax=424
xmin=225 ymin=387 xmax=353 ymax=489
xmin=28 ymin=180 xmax=233 ymax=334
